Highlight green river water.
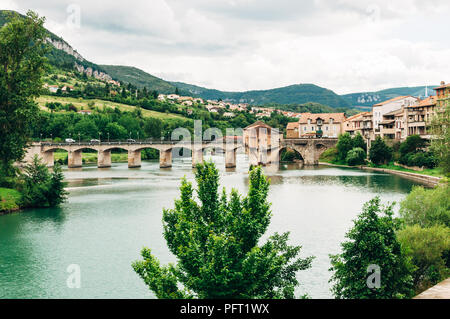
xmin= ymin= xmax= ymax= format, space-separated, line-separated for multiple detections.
xmin=0 ymin=154 xmax=424 ymax=299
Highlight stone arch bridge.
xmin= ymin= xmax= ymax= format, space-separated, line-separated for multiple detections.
xmin=23 ymin=138 xmax=337 ymax=169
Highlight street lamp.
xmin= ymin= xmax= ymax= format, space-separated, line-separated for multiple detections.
xmin=50 ymin=133 xmax=53 ymax=143
xmin=137 ymin=131 xmax=139 ymax=141
xmin=78 ymin=133 xmax=81 ymax=144
xmin=107 ymin=132 xmax=110 ymax=143
xmin=99 ymin=132 xmax=102 ymax=143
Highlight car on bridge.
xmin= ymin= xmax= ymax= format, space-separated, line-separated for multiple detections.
xmin=65 ymin=138 xmax=75 ymax=143
xmin=90 ymin=139 xmax=101 ymax=144
xmin=127 ymin=139 xmax=136 ymax=143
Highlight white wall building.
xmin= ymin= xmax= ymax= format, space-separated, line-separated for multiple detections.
xmin=372 ymin=96 xmax=419 ymax=130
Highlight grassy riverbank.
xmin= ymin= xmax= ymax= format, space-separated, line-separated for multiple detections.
xmin=0 ymin=188 xmax=22 ymax=213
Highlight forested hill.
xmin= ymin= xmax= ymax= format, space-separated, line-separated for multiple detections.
xmin=99 ymin=65 xmax=181 ymax=94
xmin=341 ymin=86 xmax=438 ymax=107
xmin=171 ymin=82 xmax=351 ymax=108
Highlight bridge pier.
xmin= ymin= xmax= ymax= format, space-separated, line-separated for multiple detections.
xmin=192 ymin=148 xmax=203 ymax=168
xmin=98 ymin=150 xmax=112 ymax=168
xmin=68 ymin=150 xmax=82 ymax=168
xmin=225 ymin=148 xmax=237 ymax=168
xmin=160 ymin=149 xmax=172 ymax=168
xmin=128 ymin=150 xmax=141 ymax=168
xmin=42 ymin=151 xmax=55 ymax=167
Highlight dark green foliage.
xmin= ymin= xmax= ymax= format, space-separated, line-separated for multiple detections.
xmin=133 ymin=162 xmax=313 ymax=299
xmin=369 ymin=137 xmax=393 ymax=165
xmin=346 ymin=147 xmax=366 ymax=166
xmin=172 ymin=82 xmax=350 ymax=108
xmin=0 ymin=11 xmax=47 ymax=176
xmin=399 ymin=135 xmax=426 ymax=156
xmin=329 ymin=197 xmax=414 ymax=299
xmin=337 ymin=133 xmax=353 ymax=161
xmin=352 ymin=133 xmax=367 ymax=152
xmin=19 ymin=156 xmax=68 ymax=208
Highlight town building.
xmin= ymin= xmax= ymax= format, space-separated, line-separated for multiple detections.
xmin=434 ymin=81 xmax=450 ymax=109
xmin=372 ymin=96 xmax=419 ymax=131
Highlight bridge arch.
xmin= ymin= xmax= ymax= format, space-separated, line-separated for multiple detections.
xmin=279 ymin=146 xmax=304 ymax=163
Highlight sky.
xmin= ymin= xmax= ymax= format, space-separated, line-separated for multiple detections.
xmin=2 ymin=0 xmax=450 ymax=94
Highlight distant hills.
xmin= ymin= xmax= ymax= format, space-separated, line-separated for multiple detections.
xmin=170 ymin=82 xmax=351 ymax=108
xmin=341 ymin=86 xmax=437 ymax=108
xmin=99 ymin=65 xmax=180 ymax=94
xmin=0 ymin=9 xmax=439 ymax=110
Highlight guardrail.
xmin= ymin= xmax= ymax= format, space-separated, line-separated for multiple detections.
xmin=39 ymin=140 xmax=215 ymax=147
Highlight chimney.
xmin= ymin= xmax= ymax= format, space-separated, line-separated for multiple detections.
xmin=441 ymin=81 xmax=446 ymax=86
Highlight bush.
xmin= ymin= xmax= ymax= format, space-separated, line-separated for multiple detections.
xmin=320 ymin=147 xmax=338 ymax=163
xmin=399 ymin=135 xmax=426 ymax=157
xmin=397 ymin=225 xmax=450 ymax=293
xmin=346 ymin=147 xmax=366 ymax=166
xmin=400 ymin=185 xmax=450 ymax=228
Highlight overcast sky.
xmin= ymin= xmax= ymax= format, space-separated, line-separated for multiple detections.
xmin=2 ymin=0 xmax=450 ymax=94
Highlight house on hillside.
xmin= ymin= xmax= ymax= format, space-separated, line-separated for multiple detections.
xmin=372 ymin=96 xmax=419 ymax=132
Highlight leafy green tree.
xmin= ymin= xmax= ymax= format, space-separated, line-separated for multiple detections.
xmin=105 ymin=122 xmax=127 ymax=140
xmin=352 ymin=133 xmax=367 ymax=152
xmin=329 ymin=197 xmax=414 ymax=299
xmin=397 ymin=225 xmax=450 ymax=293
xmin=346 ymin=147 xmax=366 ymax=166
xmin=369 ymin=137 xmax=393 ymax=165
xmin=399 ymin=185 xmax=450 ymax=228
xmin=430 ymin=100 xmax=450 ymax=175
xmin=20 ymin=155 xmax=67 ymax=208
xmin=399 ymin=135 xmax=426 ymax=157
xmin=336 ymin=133 xmax=353 ymax=161
xmin=46 ymin=163 xmax=68 ymax=207
xmin=133 ymin=162 xmax=313 ymax=299
xmin=0 ymin=11 xmax=48 ymax=177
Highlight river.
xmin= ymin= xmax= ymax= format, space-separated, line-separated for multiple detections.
xmin=0 ymin=154 xmax=424 ymax=299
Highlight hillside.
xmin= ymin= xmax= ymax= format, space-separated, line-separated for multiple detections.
xmin=99 ymin=65 xmax=179 ymax=94
xmin=341 ymin=86 xmax=438 ymax=107
xmin=0 ymin=10 xmax=110 ymax=80
xmin=172 ymin=82 xmax=351 ymax=108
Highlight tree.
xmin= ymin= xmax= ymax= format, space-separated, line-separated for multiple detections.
xmin=346 ymin=147 xmax=366 ymax=166
xmin=397 ymin=225 xmax=450 ymax=293
xmin=369 ymin=137 xmax=393 ymax=165
xmin=430 ymin=100 xmax=450 ymax=175
xmin=352 ymin=133 xmax=367 ymax=152
xmin=133 ymin=162 xmax=313 ymax=299
xmin=329 ymin=197 xmax=414 ymax=299
xmin=20 ymin=155 xmax=67 ymax=208
xmin=399 ymin=185 xmax=450 ymax=228
xmin=0 ymin=11 xmax=48 ymax=177
xmin=399 ymin=135 xmax=426 ymax=157
xmin=336 ymin=133 xmax=353 ymax=161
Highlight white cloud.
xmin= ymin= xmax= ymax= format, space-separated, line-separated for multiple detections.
xmin=3 ymin=0 xmax=450 ymax=94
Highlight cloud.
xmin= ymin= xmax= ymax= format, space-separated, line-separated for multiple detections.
xmin=3 ymin=0 xmax=450 ymax=94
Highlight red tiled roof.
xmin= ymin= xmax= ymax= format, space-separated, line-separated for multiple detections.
xmin=298 ymin=112 xmax=346 ymax=124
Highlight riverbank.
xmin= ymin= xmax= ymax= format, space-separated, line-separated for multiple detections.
xmin=319 ymin=162 xmax=443 ymax=186
xmin=0 ymin=187 xmax=22 ymax=214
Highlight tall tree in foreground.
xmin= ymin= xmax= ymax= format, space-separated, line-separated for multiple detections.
xmin=133 ymin=162 xmax=313 ymax=299
xmin=0 ymin=11 xmax=48 ymax=177
xmin=329 ymin=197 xmax=414 ymax=299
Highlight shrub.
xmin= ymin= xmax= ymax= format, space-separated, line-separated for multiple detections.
xmin=397 ymin=225 xmax=450 ymax=293
xmin=400 ymin=185 xmax=450 ymax=228
xmin=346 ymin=147 xmax=366 ymax=166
